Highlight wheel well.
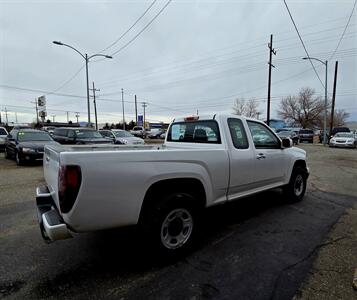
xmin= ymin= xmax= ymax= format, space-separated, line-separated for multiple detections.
xmin=293 ymin=160 xmax=307 ymax=172
xmin=139 ymin=178 xmax=206 ymax=221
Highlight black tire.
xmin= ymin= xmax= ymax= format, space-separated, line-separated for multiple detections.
xmin=283 ymin=167 xmax=307 ymax=203
xmin=141 ymin=192 xmax=201 ymax=259
xmin=4 ymin=147 xmax=10 ymax=159
xmin=15 ymin=152 xmax=23 ymax=166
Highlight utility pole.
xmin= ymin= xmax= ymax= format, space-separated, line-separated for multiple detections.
xmin=266 ymin=34 xmax=276 ymax=126
xmin=15 ymin=112 xmax=18 ymax=123
xmin=51 ymin=115 xmax=56 ymax=122
xmin=75 ymin=112 xmax=80 ymax=124
xmin=329 ymin=61 xmax=338 ymax=136
xmin=196 ymin=109 xmax=199 ymax=115
xmin=142 ymin=102 xmax=148 ymax=128
xmin=35 ymin=99 xmax=39 ymax=124
xmin=135 ymin=95 xmax=138 ymax=125
xmin=121 ymin=88 xmax=125 ymax=130
xmin=90 ymin=82 xmax=100 ymax=130
xmin=66 ymin=111 xmax=69 ymax=123
xmin=5 ymin=107 xmax=8 ymax=125
xmin=0 ymin=110 xmax=2 ymax=124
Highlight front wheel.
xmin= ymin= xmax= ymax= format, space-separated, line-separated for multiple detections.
xmin=141 ymin=193 xmax=201 ymax=258
xmin=283 ymin=167 xmax=307 ymax=202
xmin=15 ymin=152 xmax=23 ymax=166
xmin=4 ymin=147 xmax=10 ymax=159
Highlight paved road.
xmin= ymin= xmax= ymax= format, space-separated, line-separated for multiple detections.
xmin=0 ymin=145 xmax=356 ymax=300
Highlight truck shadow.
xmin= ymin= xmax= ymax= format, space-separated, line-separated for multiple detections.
xmin=31 ymin=189 xmax=289 ymax=298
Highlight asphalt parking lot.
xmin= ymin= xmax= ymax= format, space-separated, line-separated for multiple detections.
xmin=0 ymin=144 xmax=356 ymax=300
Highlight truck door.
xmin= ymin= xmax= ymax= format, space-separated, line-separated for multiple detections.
xmin=226 ymin=118 xmax=255 ymax=200
xmin=246 ymin=121 xmax=287 ymax=189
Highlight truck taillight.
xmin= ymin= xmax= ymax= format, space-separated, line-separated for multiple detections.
xmin=58 ymin=165 xmax=82 ymax=213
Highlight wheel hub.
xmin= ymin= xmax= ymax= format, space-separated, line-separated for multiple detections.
xmin=161 ymin=208 xmax=193 ymax=249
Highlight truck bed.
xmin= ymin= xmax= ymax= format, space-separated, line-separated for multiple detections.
xmin=47 ymin=143 xmax=163 ymax=153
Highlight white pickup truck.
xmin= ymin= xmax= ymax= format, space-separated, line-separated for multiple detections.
xmin=36 ymin=114 xmax=309 ymax=256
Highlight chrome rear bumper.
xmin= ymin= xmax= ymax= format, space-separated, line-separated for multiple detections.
xmin=36 ymin=186 xmax=72 ymax=242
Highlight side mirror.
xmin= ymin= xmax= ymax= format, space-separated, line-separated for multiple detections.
xmin=282 ymin=138 xmax=293 ymax=148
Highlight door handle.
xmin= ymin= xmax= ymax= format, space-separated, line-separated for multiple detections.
xmin=256 ymin=153 xmax=266 ymax=160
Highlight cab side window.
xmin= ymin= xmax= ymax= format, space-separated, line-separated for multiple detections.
xmin=227 ymin=118 xmax=249 ymax=149
xmin=247 ymin=121 xmax=280 ymax=149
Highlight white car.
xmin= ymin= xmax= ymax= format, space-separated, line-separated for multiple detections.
xmin=0 ymin=126 xmax=9 ymax=151
xmin=112 ymin=129 xmax=145 ymax=145
xmin=36 ymin=114 xmax=309 ymax=256
xmin=329 ymin=132 xmax=356 ymax=148
xmin=130 ymin=126 xmax=147 ymax=138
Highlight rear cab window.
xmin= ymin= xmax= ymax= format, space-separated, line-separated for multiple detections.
xmin=227 ymin=118 xmax=249 ymax=149
xmin=167 ymin=120 xmax=221 ymax=144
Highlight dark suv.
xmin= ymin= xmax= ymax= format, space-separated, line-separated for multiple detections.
xmin=331 ymin=127 xmax=350 ymax=136
xmin=52 ymin=128 xmax=113 ymax=145
xmin=298 ymin=129 xmax=314 ymax=143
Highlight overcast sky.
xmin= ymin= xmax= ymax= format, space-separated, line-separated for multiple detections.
xmin=0 ymin=0 xmax=356 ymax=125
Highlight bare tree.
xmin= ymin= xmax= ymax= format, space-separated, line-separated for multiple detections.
xmin=321 ymin=109 xmax=350 ymax=128
xmin=278 ymin=87 xmax=326 ymax=128
xmin=233 ymin=98 xmax=261 ymax=118
xmin=233 ymin=98 xmax=246 ymax=116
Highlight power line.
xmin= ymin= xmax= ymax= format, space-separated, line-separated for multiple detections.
xmin=110 ymin=0 xmax=172 ymax=57
xmin=44 ymin=65 xmax=85 ymax=96
xmin=329 ymin=0 xmax=357 ymax=60
xmin=97 ymin=32 xmax=357 ymax=89
xmin=98 ymin=0 xmax=158 ymax=54
xmin=283 ymin=0 xmax=325 ymax=88
xmin=98 ymin=17 xmax=354 ymax=86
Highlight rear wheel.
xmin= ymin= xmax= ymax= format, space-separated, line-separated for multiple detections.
xmin=283 ymin=167 xmax=307 ymax=203
xmin=141 ymin=193 xmax=201 ymax=258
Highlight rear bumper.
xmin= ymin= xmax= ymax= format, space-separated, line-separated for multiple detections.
xmin=36 ymin=186 xmax=72 ymax=242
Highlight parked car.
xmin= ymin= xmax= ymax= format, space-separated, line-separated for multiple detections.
xmin=52 ymin=128 xmax=113 ymax=145
xmin=331 ymin=127 xmax=350 ymax=137
xmin=42 ymin=126 xmax=56 ymax=135
xmin=130 ymin=126 xmax=148 ymax=138
xmin=277 ymin=130 xmax=299 ymax=145
xmin=298 ymin=129 xmax=314 ymax=143
xmin=0 ymin=126 xmax=9 ymax=151
xmin=36 ymin=114 xmax=309 ymax=257
xmin=329 ymin=132 xmax=356 ymax=148
xmin=4 ymin=129 xmax=58 ymax=165
xmin=148 ymin=129 xmax=166 ymax=139
xmin=100 ymin=129 xmax=145 ymax=145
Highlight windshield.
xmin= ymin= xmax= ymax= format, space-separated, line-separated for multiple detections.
xmin=299 ymin=130 xmax=313 ymax=134
xmin=17 ymin=131 xmax=53 ymax=141
xmin=113 ymin=131 xmax=134 ymax=138
xmin=335 ymin=133 xmax=354 ymax=138
xmin=278 ymin=131 xmax=292 ymax=137
xmin=75 ymin=130 xmax=103 ymax=138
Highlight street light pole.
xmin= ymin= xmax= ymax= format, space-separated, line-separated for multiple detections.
xmin=302 ymin=57 xmax=328 ymax=145
xmin=324 ymin=60 xmax=328 ymax=146
xmin=52 ymin=41 xmax=112 ymax=127
xmin=85 ymin=54 xmax=91 ymax=126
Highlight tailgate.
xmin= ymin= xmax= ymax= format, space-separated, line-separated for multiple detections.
xmin=43 ymin=146 xmax=61 ymax=209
